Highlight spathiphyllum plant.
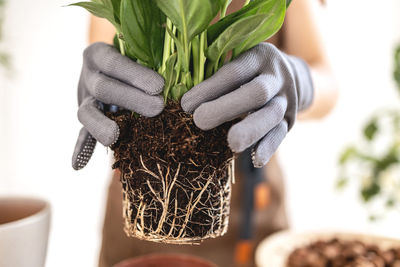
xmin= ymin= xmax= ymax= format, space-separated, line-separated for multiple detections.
xmin=72 ymin=0 xmax=289 ymax=244
xmin=72 ymin=0 xmax=288 ymax=101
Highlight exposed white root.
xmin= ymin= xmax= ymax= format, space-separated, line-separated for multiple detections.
xmin=122 ymin=157 xmax=235 ymax=244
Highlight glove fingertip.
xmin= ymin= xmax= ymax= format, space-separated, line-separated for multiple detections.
xmin=180 ymin=93 xmax=194 ymax=113
xmin=193 ymin=106 xmax=216 ymax=131
xmin=251 ymin=151 xmax=269 ymax=169
xmin=139 ymin=95 xmax=164 ymax=117
xmin=99 ymin=122 xmax=120 ymax=147
xmin=142 ymin=74 xmax=165 ymax=96
xmin=227 ymin=125 xmax=249 ymax=153
xmin=72 ymin=131 xmax=97 ymax=170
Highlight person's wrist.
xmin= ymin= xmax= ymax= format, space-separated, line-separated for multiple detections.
xmin=286 ymin=55 xmax=314 ymax=112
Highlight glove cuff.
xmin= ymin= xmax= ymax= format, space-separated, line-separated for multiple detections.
xmin=286 ymin=55 xmax=314 ymax=112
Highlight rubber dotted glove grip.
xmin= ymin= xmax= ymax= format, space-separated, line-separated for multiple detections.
xmin=72 ymin=42 xmax=165 ymax=170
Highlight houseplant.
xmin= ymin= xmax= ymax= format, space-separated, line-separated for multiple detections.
xmin=338 ymin=45 xmax=400 ymax=220
xmin=71 ymin=0 xmax=289 ymax=244
xmin=0 ymin=0 xmax=9 ymax=70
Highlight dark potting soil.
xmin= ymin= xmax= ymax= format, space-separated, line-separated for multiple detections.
xmin=107 ymin=102 xmax=236 ymax=240
xmin=287 ymin=238 xmax=400 ymax=267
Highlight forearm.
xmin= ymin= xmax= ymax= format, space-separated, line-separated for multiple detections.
xmin=283 ymin=0 xmax=338 ymax=120
xmin=89 ymin=16 xmax=115 ymax=44
xmin=298 ymin=64 xmax=338 ymax=120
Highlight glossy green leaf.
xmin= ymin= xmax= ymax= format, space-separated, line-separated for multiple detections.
xmin=206 ymin=14 xmax=271 ymax=62
xmin=219 ymin=0 xmax=232 ymax=16
xmin=155 ymin=0 xmax=220 ymax=42
xmin=233 ymin=0 xmax=285 ymax=56
xmin=94 ymin=0 xmax=120 ymax=22
xmin=208 ymin=0 xmax=284 ymax=44
xmin=111 ymin=0 xmax=121 ymax=22
xmin=120 ymin=0 xmax=165 ymax=68
xmin=70 ymin=2 xmax=120 ymax=30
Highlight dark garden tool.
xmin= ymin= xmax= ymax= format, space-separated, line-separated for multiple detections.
xmin=235 ymin=148 xmax=269 ymax=265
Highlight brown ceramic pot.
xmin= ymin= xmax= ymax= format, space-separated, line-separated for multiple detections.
xmin=113 ymin=253 xmax=217 ymax=267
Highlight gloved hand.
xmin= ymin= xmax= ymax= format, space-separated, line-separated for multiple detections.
xmin=181 ymin=43 xmax=314 ymax=168
xmin=72 ymin=42 xmax=165 ymax=170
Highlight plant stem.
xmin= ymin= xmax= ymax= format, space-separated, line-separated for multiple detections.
xmin=179 ymin=23 xmax=190 ymax=73
xmin=213 ymin=59 xmax=219 ymax=74
xmin=160 ymin=18 xmax=173 ymax=74
xmin=218 ymin=52 xmax=228 ymax=69
xmin=221 ymin=0 xmax=232 ymax=18
xmin=198 ymin=32 xmax=206 ymax=83
xmin=171 ymin=25 xmax=177 ymax=54
xmin=117 ymin=32 xmax=126 ymax=56
xmin=206 ymin=61 xmax=215 ymax=79
xmin=192 ymin=36 xmax=200 ymax=85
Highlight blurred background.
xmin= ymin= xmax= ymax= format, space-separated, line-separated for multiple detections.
xmin=1 ymin=0 xmax=400 ymax=266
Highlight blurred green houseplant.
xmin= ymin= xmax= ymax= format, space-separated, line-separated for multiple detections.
xmin=338 ymin=45 xmax=400 ymax=218
xmin=0 ymin=0 xmax=9 ymax=69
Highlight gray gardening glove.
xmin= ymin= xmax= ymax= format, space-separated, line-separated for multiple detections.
xmin=181 ymin=43 xmax=314 ymax=168
xmin=72 ymin=42 xmax=165 ymax=170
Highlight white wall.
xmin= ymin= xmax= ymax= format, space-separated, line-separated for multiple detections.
xmin=0 ymin=1 xmax=111 ymax=266
xmin=280 ymin=0 xmax=400 ymax=237
xmin=0 ymin=1 xmax=400 ymax=267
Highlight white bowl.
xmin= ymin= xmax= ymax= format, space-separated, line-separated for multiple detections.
xmin=0 ymin=197 xmax=51 ymax=267
xmin=255 ymin=230 xmax=400 ymax=267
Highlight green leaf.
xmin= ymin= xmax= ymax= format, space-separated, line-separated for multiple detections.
xmin=361 ymin=182 xmax=380 ymax=202
xmin=111 ymin=0 xmax=121 ymax=22
xmin=120 ymin=0 xmax=165 ymax=68
xmin=286 ymin=0 xmax=292 ymax=7
xmin=155 ymin=0 xmax=220 ymax=42
xmin=363 ymin=119 xmax=378 ymax=141
xmin=336 ymin=177 xmax=348 ymax=189
xmin=69 ymin=2 xmax=120 ymax=31
xmin=386 ymin=198 xmax=395 ymax=208
xmin=207 ymin=0 xmax=284 ymax=44
xmin=394 ymin=45 xmax=400 ymax=92
xmin=206 ymin=13 xmax=276 ymax=62
xmin=113 ymin=34 xmax=120 ymax=52
xmin=233 ymin=0 xmax=285 ymax=56
xmin=339 ymin=146 xmax=357 ymax=165
xmin=0 ymin=53 xmax=10 ymax=68
xmin=171 ymin=83 xmax=188 ymax=101
xmin=368 ymin=214 xmax=380 ymax=222
xmin=166 ymin=26 xmax=187 ymax=71
xmin=219 ymin=0 xmax=232 ymax=16
xmin=163 ymin=53 xmax=178 ymax=100
xmin=375 ymin=150 xmax=398 ymax=172
xmin=94 ymin=0 xmax=120 ymax=22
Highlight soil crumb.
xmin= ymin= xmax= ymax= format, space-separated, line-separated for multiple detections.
xmin=108 ymin=102 xmax=235 ymax=242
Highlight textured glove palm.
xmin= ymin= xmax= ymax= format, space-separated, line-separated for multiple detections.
xmin=181 ymin=43 xmax=314 ymax=167
xmin=72 ymin=42 xmax=165 ymax=170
